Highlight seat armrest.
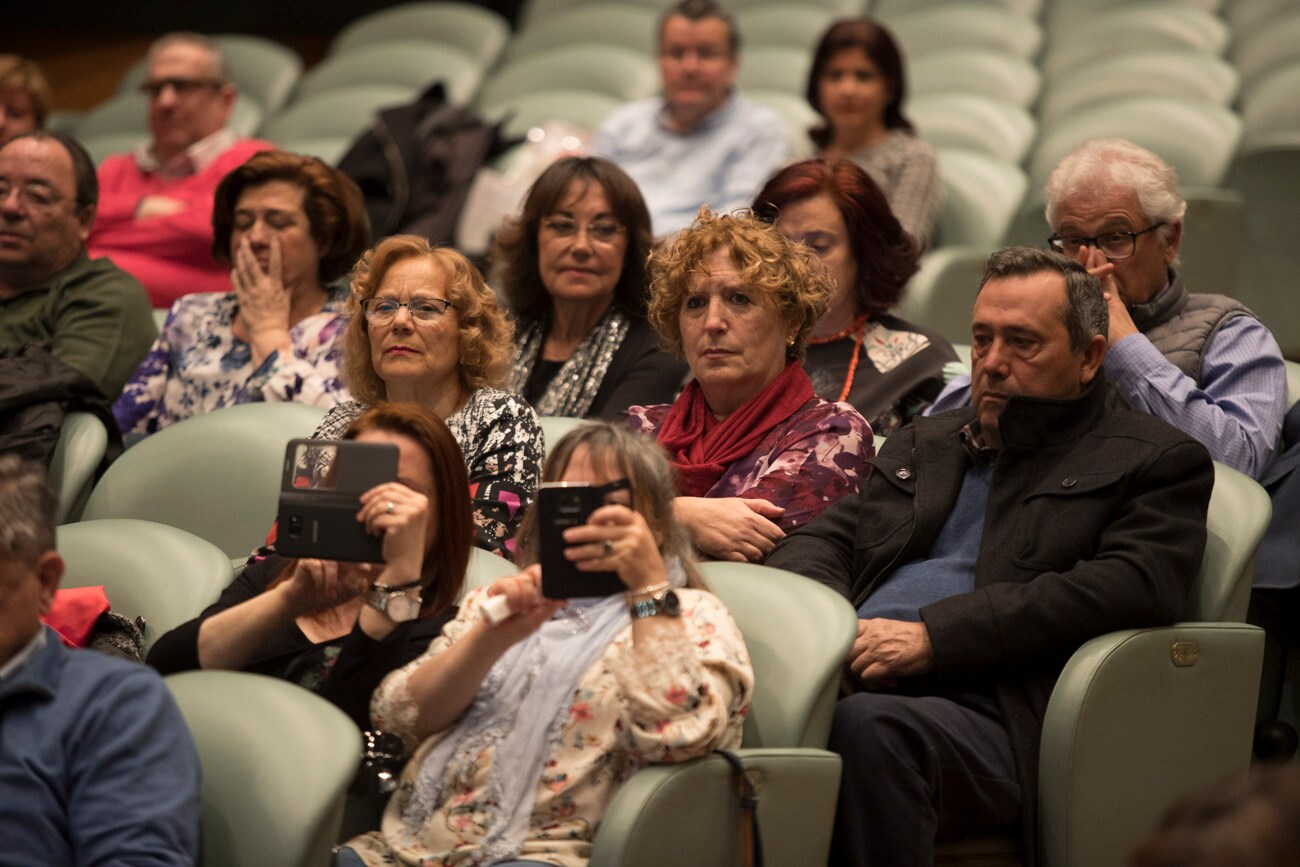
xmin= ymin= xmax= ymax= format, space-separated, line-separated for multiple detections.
xmin=1038 ymin=623 xmax=1264 ymax=867
xmin=589 ymin=748 xmax=841 ymax=867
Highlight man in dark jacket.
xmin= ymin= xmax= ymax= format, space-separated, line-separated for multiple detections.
xmin=766 ymin=247 xmax=1214 ymax=865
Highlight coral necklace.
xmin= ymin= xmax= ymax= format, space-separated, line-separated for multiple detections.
xmin=808 ymin=312 xmax=870 ymax=402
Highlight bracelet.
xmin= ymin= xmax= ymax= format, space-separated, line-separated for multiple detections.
xmin=625 ymin=581 xmax=670 ymax=601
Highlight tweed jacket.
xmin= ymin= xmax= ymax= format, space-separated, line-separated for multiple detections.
xmin=766 ymin=379 xmax=1214 ymax=862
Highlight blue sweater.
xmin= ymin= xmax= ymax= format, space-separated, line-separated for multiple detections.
xmin=0 ymin=627 xmax=201 ymax=866
xmin=859 ymin=462 xmax=992 ymax=621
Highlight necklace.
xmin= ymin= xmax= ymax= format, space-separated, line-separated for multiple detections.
xmin=808 ymin=312 xmax=869 ymax=403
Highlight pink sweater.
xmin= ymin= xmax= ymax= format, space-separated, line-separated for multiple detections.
xmin=87 ymin=139 xmax=275 ymax=308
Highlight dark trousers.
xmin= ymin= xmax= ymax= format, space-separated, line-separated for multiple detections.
xmin=828 ymin=692 xmax=1021 ymax=866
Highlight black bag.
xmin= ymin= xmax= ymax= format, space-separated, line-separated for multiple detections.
xmin=337 ymin=82 xmax=513 ymax=246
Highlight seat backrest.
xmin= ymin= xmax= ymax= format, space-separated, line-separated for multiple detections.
xmin=295 ymin=41 xmax=481 ymax=105
xmin=332 ymin=0 xmax=511 ymax=68
xmin=459 ymin=546 xmax=520 ymax=602
xmin=57 ymin=519 xmax=232 ymax=652
xmin=934 ymin=147 xmax=1028 ymax=248
xmin=82 ymin=402 xmax=328 ymax=560
xmin=1038 ymin=51 xmax=1238 ymax=125
xmin=699 ymin=562 xmax=857 ymax=749
xmin=48 ymin=411 xmax=107 ymax=524
xmin=910 ymin=49 xmax=1041 ymax=107
xmin=1286 ymin=360 xmax=1300 ymax=409
xmin=887 ymin=3 xmax=1043 ymax=60
xmin=476 ymin=46 xmax=659 ymax=106
xmin=895 ymin=246 xmax=990 ymax=348
xmin=505 ymin=4 xmax=659 ymax=62
xmin=1241 ymin=64 xmax=1300 ymax=144
xmin=909 ymin=93 xmax=1036 ymax=163
xmin=1231 ymin=10 xmax=1300 ymax=91
xmin=877 ymin=0 xmax=1041 ymax=17
xmin=262 ymin=85 xmax=416 ymax=141
xmin=537 ymin=415 xmax=587 ymax=460
xmin=1029 ymin=98 xmax=1242 ymax=190
xmin=166 ymin=670 xmax=361 ymax=867
xmin=1042 ymin=7 xmax=1228 ymax=78
xmin=1186 ymin=461 xmax=1272 ymax=623
xmin=734 ymin=6 xmax=838 ymax=51
xmin=743 ymin=89 xmax=818 ymax=159
xmin=478 ymin=89 xmax=623 ymax=140
xmin=86 ymin=90 xmax=263 ymax=138
xmin=735 ymin=46 xmax=812 ymax=95
xmin=1045 ymin=0 xmax=1222 ymax=39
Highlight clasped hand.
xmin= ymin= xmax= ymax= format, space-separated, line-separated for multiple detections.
xmin=845 ymin=618 xmax=935 ymax=691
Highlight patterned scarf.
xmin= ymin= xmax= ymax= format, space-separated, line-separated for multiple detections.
xmin=509 ymin=307 xmax=630 ymax=417
xmin=656 ymin=359 xmax=815 ymax=497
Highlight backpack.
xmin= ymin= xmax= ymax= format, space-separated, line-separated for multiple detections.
xmin=337 ymin=82 xmax=514 ymax=246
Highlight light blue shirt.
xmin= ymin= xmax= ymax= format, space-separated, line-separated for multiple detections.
xmin=592 ymin=93 xmax=791 ymax=236
xmin=925 ymin=314 xmax=1286 ymax=479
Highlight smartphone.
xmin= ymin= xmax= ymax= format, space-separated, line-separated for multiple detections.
xmin=538 ymin=481 xmax=629 ymax=599
xmin=276 ymin=438 xmax=399 ymax=563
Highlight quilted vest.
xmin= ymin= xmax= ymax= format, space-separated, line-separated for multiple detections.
xmin=1127 ymin=271 xmax=1253 ymax=382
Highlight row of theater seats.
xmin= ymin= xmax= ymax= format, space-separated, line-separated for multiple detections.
xmin=56 ymin=391 xmax=1276 ymax=865
xmin=48 ymin=0 xmax=1300 ymax=361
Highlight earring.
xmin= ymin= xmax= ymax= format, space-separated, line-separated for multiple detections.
xmin=786 ymin=335 xmax=796 ymax=347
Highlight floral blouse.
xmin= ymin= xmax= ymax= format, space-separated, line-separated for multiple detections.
xmin=113 ymin=291 xmax=349 ymax=434
xmin=314 ymin=388 xmax=544 ymax=557
xmin=628 ymin=398 xmax=874 ymax=533
xmin=346 ymin=587 xmax=753 ymax=867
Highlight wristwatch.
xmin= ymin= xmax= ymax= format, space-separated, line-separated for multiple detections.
xmin=367 ymin=579 xmax=423 ymax=623
xmin=628 ymin=588 xmax=681 ymax=620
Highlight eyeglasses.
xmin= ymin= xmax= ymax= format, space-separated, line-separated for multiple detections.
xmin=139 ymin=77 xmax=226 ymax=98
xmin=0 ymin=180 xmax=64 ymax=211
xmin=1048 ymin=222 xmax=1165 ymax=261
xmin=360 ymin=297 xmax=456 ymax=324
xmin=541 ymin=217 xmax=626 ymax=244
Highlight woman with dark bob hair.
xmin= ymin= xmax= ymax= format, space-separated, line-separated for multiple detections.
xmin=493 ymin=156 xmax=687 ymax=419
xmin=114 ymin=150 xmax=370 ymax=434
xmin=149 ymin=403 xmax=470 ymax=730
xmin=629 ymin=208 xmax=871 ymax=563
xmin=806 ymin=18 xmax=941 ymax=242
xmin=314 ymin=235 xmax=544 ymax=556
xmin=754 ymin=158 xmax=957 ymax=434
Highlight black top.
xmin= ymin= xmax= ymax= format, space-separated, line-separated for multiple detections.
xmin=524 ymin=315 xmax=688 ymax=420
xmin=803 ymin=313 xmax=958 ymax=436
xmin=147 ymin=554 xmax=454 ymax=731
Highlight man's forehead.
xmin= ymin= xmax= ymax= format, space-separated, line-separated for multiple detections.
xmin=661 ymin=15 xmax=732 ymax=47
xmin=1055 ymin=186 xmax=1145 ymax=230
xmin=974 ymin=272 xmax=1068 ymax=326
xmin=148 ymin=42 xmax=219 ymax=77
xmin=0 ymin=139 xmax=74 ymax=191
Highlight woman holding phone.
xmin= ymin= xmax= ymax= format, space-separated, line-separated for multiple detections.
xmin=147 ymin=403 xmax=471 ymax=731
xmin=338 ymin=422 xmax=753 ymax=867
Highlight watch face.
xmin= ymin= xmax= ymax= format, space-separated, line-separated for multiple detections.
xmin=660 ymin=589 xmax=681 ymax=617
xmin=387 ymin=593 xmax=422 ymax=623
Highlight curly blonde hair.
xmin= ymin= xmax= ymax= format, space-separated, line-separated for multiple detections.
xmin=646 ymin=208 xmax=834 ymax=361
xmin=342 ymin=236 xmax=513 ymax=404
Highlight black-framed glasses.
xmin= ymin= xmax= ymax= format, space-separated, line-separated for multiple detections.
xmin=360 ymin=297 xmax=456 ymax=324
xmin=139 ymin=77 xmax=226 ymax=98
xmin=1048 ymin=222 xmax=1165 ymax=261
xmin=541 ymin=217 xmax=626 ymax=244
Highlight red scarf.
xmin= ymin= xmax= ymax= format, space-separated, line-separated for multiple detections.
xmin=657 ymin=360 xmax=815 ymax=497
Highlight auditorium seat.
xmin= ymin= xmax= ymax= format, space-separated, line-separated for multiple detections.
xmin=331 ymin=1 xmax=511 ymax=70
xmin=933 ymin=148 xmax=1028 ymax=249
xmin=909 ymin=93 xmax=1036 ymax=164
xmin=885 ymin=4 xmax=1043 ymax=61
xmin=475 ymin=46 xmax=659 ymax=106
xmin=294 ymin=41 xmax=482 ymax=106
xmin=1038 ymin=51 xmax=1238 ymax=125
xmin=1041 ymin=6 xmax=1228 ymax=79
xmin=910 ymin=50 xmax=1041 ymax=109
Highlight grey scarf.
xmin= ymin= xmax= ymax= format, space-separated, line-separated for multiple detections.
xmin=509 ymin=307 xmax=630 ymax=417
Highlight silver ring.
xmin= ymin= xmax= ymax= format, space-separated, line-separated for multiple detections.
xmin=386 ymin=501 xmax=396 ymax=515
xmin=602 ymin=539 xmax=614 ymax=556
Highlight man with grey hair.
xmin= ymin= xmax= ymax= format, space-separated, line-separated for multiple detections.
xmin=929 ymin=137 xmax=1286 ymax=480
xmin=0 ymin=453 xmax=201 ymax=863
xmin=591 ymin=0 xmax=791 ymax=236
xmin=87 ymin=32 xmax=273 ymax=307
xmin=769 ymin=247 xmax=1214 ymax=865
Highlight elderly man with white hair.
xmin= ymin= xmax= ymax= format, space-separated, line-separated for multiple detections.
xmin=928 ymin=137 xmax=1286 ymax=480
